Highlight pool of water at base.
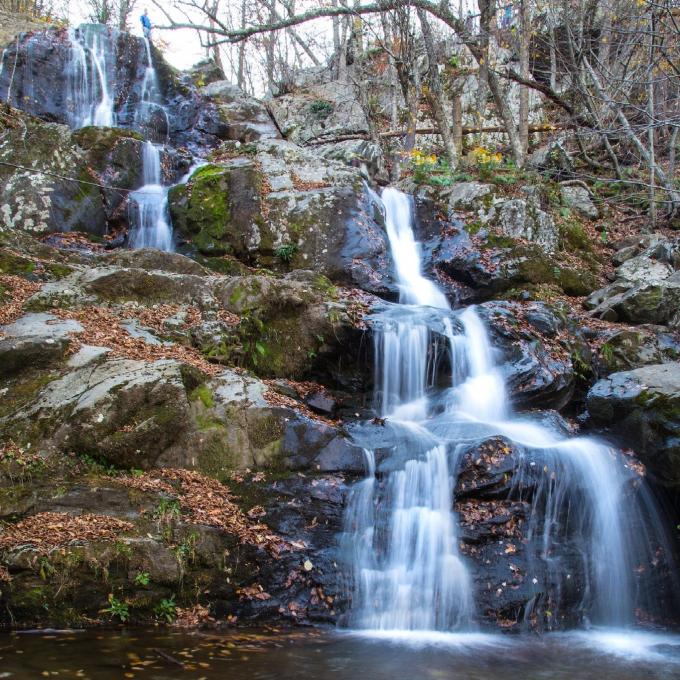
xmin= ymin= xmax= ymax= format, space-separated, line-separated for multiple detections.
xmin=1 ymin=627 xmax=680 ymax=679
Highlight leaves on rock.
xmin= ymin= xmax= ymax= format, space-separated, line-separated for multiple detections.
xmin=0 ymin=512 xmax=132 ymax=553
xmin=119 ymin=469 xmax=291 ymax=556
xmin=54 ymin=306 xmax=222 ymax=375
xmin=0 ymin=275 xmax=41 ymax=327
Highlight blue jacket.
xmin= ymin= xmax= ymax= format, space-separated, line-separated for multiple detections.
xmin=141 ymin=14 xmax=151 ymax=29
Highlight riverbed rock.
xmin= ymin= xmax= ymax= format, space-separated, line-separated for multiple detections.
xmin=587 ymin=364 xmax=680 ymax=486
xmin=477 ymin=301 xmax=583 ymax=410
xmin=593 ymin=326 xmax=680 ymax=376
xmin=0 ymin=313 xmax=81 ymax=377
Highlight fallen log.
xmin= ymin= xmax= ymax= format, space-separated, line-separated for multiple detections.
xmin=306 ymin=124 xmax=571 ymax=145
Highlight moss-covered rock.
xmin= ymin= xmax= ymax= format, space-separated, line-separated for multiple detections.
xmin=169 ymin=163 xmax=239 ymax=256
xmin=0 ymin=110 xmax=145 ymax=237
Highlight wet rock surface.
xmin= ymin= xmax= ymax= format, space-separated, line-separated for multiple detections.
xmin=587 ymin=364 xmax=680 ymax=486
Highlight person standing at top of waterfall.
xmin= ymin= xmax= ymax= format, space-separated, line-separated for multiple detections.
xmin=501 ymin=4 xmax=513 ymax=29
xmin=140 ymin=9 xmax=152 ymax=39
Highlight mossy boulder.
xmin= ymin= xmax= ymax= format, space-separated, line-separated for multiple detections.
xmin=431 ymin=227 xmax=599 ymax=303
xmin=587 ymin=364 xmax=680 ymax=486
xmin=0 ymin=111 xmax=145 ymax=237
xmin=596 ymin=327 xmax=680 ymax=375
xmin=2 ymin=356 xmax=193 ymax=469
xmin=169 ymin=162 xmax=255 ymax=256
xmin=168 ymin=141 xmax=391 ymax=293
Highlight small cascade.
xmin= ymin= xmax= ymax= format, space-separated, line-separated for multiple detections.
xmin=128 ymin=141 xmax=173 ymax=251
xmin=126 ymin=39 xmax=174 ymax=250
xmin=134 ymin=37 xmax=170 ymax=140
xmin=67 ymin=25 xmax=115 ymax=129
xmin=343 ymin=187 xmax=674 ymax=633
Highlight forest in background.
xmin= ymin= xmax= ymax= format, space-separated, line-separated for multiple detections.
xmin=3 ymin=1 xmax=680 ymax=229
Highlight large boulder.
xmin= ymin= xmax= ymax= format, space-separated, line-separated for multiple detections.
xmin=268 ymin=81 xmax=369 ymax=145
xmin=585 ymin=236 xmax=680 ymax=326
xmin=169 ymin=140 xmax=392 ymax=293
xmin=594 ymin=326 xmax=680 ymax=376
xmin=426 ymin=222 xmax=598 ymax=303
xmin=587 ymin=364 xmax=680 ymax=486
xmin=199 ymin=80 xmax=280 ymax=142
xmin=0 ymin=112 xmax=145 ymax=237
xmin=560 ymin=184 xmax=599 ymax=220
xmin=477 ymin=301 xmax=585 ymax=410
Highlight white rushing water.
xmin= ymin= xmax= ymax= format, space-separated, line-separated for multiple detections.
xmin=67 ymin=25 xmax=114 ymax=129
xmin=344 ymin=187 xmax=672 ymax=633
xmin=134 ymin=37 xmax=170 ymax=139
xmin=128 ymin=141 xmax=173 ymax=251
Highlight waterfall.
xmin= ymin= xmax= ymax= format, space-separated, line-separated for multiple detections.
xmin=128 ymin=141 xmax=173 ymax=251
xmin=67 ymin=25 xmax=115 ymax=129
xmin=134 ymin=37 xmax=170 ymax=140
xmin=343 ymin=187 xmax=673 ymax=633
xmin=126 ymin=39 xmax=175 ymax=251
xmin=345 ymin=187 xmax=475 ymax=631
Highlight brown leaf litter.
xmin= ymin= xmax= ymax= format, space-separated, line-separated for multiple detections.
xmin=0 ymin=512 xmax=133 ymax=553
xmin=118 ymin=469 xmax=291 ymax=556
xmin=54 ymin=306 xmax=223 ymax=376
xmin=0 ymin=275 xmax=42 ymax=328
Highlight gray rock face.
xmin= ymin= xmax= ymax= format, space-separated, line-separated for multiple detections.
xmin=585 ymin=237 xmax=680 ymax=326
xmin=560 ymin=184 xmax=599 ymax=219
xmin=528 ymin=136 xmax=574 ymax=175
xmin=200 ymin=80 xmax=280 ymax=142
xmin=0 ymin=313 xmax=82 ymax=377
xmin=447 ymin=182 xmax=494 ymax=213
xmin=587 ymin=364 xmax=680 ymax=486
xmin=492 ymin=199 xmax=559 ymax=253
xmin=11 ymin=357 xmax=192 ymax=468
xmin=268 ymin=81 xmax=369 ymax=145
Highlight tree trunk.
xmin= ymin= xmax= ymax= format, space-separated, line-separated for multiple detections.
xmin=417 ymin=7 xmax=458 ymax=168
xmin=518 ymin=0 xmax=530 ymax=162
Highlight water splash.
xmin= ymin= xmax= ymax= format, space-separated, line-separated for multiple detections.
xmin=343 ymin=187 xmax=674 ymax=633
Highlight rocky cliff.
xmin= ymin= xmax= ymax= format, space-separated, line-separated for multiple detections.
xmin=0 ymin=23 xmax=678 ymax=632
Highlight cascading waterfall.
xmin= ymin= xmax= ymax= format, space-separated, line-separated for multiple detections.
xmin=128 ymin=141 xmax=173 ymax=251
xmin=345 ymin=187 xmax=475 ymax=631
xmin=64 ymin=26 xmax=175 ymax=251
xmin=343 ymin=187 xmax=673 ymax=633
xmin=67 ymin=25 xmax=114 ymax=129
xmin=127 ymin=38 xmax=174 ymax=251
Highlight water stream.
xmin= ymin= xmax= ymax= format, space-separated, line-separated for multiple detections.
xmin=67 ymin=25 xmax=115 ymax=129
xmin=64 ymin=26 xmax=175 ymax=251
xmin=343 ymin=187 xmax=674 ymax=633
